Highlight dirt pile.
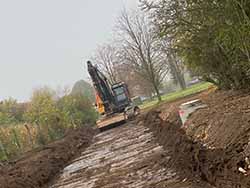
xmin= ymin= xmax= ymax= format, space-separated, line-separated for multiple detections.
xmin=186 ymin=90 xmax=250 ymax=148
xmin=2 ymin=88 xmax=249 ymax=188
xmin=185 ymin=90 xmax=250 ymax=187
xmin=139 ymin=89 xmax=250 ymax=188
xmin=139 ymin=110 xmax=216 ymax=186
xmin=0 ymin=126 xmax=97 ymax=188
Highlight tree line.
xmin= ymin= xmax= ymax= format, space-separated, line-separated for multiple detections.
xmin=0 ymin=87 xmax=97 ymax=128
xmin=0 ymin=87 xmax=97 ymax=160
xmin=141 ymin=0 xmax=250 ymax=89
xmin=92 ymin=0 xmax=250 ymax=103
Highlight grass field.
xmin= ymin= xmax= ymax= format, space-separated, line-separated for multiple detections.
xmin=140 ymin=82 xmax=213 ymax=109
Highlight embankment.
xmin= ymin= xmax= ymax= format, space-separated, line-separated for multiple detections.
xmin=139 ymin=89 xmax=250 ymax=187
xmin=0 ymin=126 xmax=96 ymax=188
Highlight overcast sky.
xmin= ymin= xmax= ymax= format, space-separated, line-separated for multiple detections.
xmin=0 ymin=0 xmax=138 ymax=102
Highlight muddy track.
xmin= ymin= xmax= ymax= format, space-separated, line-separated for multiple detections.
xmin=50 ymin=122 xmax=210 ymax=188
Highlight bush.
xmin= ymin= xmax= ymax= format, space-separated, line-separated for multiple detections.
xmin=0 ymin=98 xmax=25 ymax=125
xmin=24 ymin=87 xmax=97 ymax=143
xmin=0 ymin=86 xmax=98 ymax=161
xmin=24 ymin=87 xmax=65 ymax=144
xmin=57 ymin=94 xmax=98 ymax=128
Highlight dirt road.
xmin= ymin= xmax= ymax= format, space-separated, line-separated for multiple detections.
xmin=50 ymin=122 xmax=210 ymax=188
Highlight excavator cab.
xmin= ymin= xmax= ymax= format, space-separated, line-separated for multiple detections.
xmin=112 ymin=83 xmax=131 ymax=113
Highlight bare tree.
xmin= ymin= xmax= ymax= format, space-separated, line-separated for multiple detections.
xmin=160 ymin=39 xmax=187 ymax=89
xmin=115 ymin=63 xmax=155 ymax=97
xmin=116 ymin=10 xmax=169 ymax=101
xmin=140 ymin=0 xmax=187 ymax=90
xmin=91 ymin=43 xmax=119 ymax=84
xmin=168 ymin=56 xmax=186 ymax=90
xmin=91 ymin=41 xmax=155 ymax=97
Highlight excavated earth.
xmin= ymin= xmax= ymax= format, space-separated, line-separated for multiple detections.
xmin=144 ymin=88 xmax=250 ymax=188
xmin=0 ymin=127 xmax=96 ymax=188
xmin=3 ymin=88 xmax=250 ymax=188
xmin=50 ymin=121 xmax=212 ymax=188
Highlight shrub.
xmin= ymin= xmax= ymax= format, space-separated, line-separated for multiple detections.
xmin=57 ymin=94 xmax=98 ymax=128
xmin=0 ymin=98 xmax=25 ymax=125
xmin=0 ymin=86 xmax=97 ymax=161
xmin=24 ymin=87 xmax=69 ymax=144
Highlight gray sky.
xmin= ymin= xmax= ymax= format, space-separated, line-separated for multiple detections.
xmin=0 ymin=0 xmax=138 ymax=102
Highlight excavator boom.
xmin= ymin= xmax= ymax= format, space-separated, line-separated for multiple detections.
xmin=87 ymin=61 xmax=115 ymax=114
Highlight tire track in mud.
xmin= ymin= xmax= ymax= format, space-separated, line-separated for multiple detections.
xmin=50 ymin=122 xmax=209 ymax=188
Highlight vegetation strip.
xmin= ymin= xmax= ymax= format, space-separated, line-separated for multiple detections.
xmin=0 ymin=87 xmax=97 ymax=161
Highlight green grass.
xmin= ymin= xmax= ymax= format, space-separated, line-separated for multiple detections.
xmin=140 ymin=82 xmax=213 ymax=109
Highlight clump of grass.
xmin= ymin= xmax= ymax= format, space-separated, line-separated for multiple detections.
xmin=0 ymin=124 xmax=39 ymax=160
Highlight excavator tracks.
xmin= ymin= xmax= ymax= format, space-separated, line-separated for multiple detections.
xmin=51 ymin=122 xmax=208 ymax=188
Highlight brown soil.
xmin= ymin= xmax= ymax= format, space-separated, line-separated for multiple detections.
xmin=0 ymin=126 xmax=96 ymax=188
xmin=185 ymin=90 xmax=250 ymax=187
xmin=2 ymin=88 xmax=250 ymax=188
xmin=51 ymin=118 xmax=212 ymax=188
xmin=139 ymin=88 xmax=250 ymax=188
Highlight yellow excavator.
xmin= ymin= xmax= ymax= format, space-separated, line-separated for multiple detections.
xmin=87 ymin=61 xmax=140 ymax=131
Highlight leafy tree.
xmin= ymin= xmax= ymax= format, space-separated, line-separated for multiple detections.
xmin=0 ymin=98 xmax=25 ymax=125
xmin=57 ymin=94 xmax=97 ymax=127
xmin=24 ymin=87 xmax=64 ymax=143
xmin=25 ymin=87 xmax=58 ymax=125
xmin=141 ymin=0 xmax=250 ymax=90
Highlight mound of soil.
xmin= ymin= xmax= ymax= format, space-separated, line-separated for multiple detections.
xmin=138 ymin=109 xmax=216 ymax=187
xmin=0 ymin=126 xmax=97 ymax=188
xmin=186 ymin=90 xmax=250 ymax=148
xmin=139 ymin=89 xmax=250 ymax=188
xmin=185 ymin=90 xmax=250 ymax=187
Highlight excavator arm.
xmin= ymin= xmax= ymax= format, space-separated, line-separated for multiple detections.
xmin=87 ymin=61 xmax=115 ymax=114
